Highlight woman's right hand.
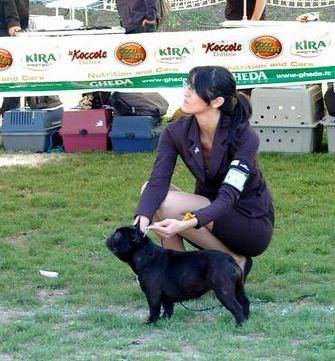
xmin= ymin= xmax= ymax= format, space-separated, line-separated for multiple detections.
xmin=150 ymin=218 xmax=196 ymax=237
xmin=133 ymin=215 xmax=150 ymax=232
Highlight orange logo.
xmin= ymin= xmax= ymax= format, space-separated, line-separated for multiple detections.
xmin=115 ymin=42 xmax=147 ymax=65
xmin=250 ymin=36 xmax=282 ymax=59
xmin=0 ymin=49 xmax=13 ymax=70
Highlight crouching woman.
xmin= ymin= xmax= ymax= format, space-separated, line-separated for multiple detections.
xmin=134 ymin=66 xmax=274 ymax=281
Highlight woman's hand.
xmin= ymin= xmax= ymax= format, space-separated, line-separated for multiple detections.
xmin=8 ymin=26 xmax=21 ymax=36
xmin=142 ymin=18 xmax=157 ymax=26
xmin=133 ymin=215 xmax=150 ymax=233
xmin=150 ymin=218 xmax=196 ymax=237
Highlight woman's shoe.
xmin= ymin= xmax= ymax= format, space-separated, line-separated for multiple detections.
xmin=243 ymin=257 xmax=253 ymax=283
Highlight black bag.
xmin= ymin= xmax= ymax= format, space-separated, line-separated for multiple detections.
xmin=325 ymin=83 xmax=335 ymax=116
xmin=26 ymin=95 xmax=62 ymax=109
xmin=108 ymin=92 xmax=169 ymax=117
xmin=79 ymin=91 xmax=111 ymax=109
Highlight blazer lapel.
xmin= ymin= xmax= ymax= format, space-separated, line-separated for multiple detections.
xmin=209 ymin=114 xmax=230 ymax=178
xmin=187 ymin=118 xmax=206 ymax=183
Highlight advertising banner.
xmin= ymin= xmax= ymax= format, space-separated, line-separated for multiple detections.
xmin=1 ymin=22 xmax=335 ymax=95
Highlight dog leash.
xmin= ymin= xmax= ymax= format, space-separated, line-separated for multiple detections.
xmin=142 ymin=227 xmax=316 ymax=310
xmin=179 ymin=302 xmax=222 ymax=312
xmin=289 ymin=292 xmax=317 ymax=303
xmin=143 ymin=226 xmax=151 ymax=237
xmin=179 ymin=293 xmax=317 ymax=313
xmin=178 ymin=300 xmax=223 ymax=312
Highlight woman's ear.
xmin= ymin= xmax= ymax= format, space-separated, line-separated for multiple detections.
xmin=211 ymin=96 xmax=225 ymax=109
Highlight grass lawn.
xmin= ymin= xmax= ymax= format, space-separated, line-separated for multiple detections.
xmin=0 ymin=150 xmax=334 ymax=361
xmin=2 ymin=3 xmax=335 ymax=360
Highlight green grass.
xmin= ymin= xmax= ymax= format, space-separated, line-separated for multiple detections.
xmin=0 ymin=151 xmax=334 ymax=361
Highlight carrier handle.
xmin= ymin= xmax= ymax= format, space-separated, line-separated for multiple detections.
xmin=125 ymin=132 xmax=135 ymax=139
xmin=79 ymin=128 xmax=88 ymax=137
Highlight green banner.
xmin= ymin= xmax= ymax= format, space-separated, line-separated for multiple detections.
xmin=234 ymin=66 xmax=335 ymax=86
xmin=1 ymin=67 xmax=335 ymax=93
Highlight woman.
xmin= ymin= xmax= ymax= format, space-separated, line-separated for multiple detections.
xmin=134 ymin=66 xmax=274 ymax=280
xmin=116 ymin=0 xmax=160 ymax=34
xmin=225 ymin=0 xmax=266 ymax=21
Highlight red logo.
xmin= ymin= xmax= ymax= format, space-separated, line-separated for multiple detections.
xmin=115 ymin=42 xmax=147 ymax=65
xmin=202 ymin=42 xmax=242 ymax=54
xmin=0 ymin=49 xmax=13 ymax=70
xmin=250 ymin=36 xmax=282 ymax=59
xmin=68 ymin=49 xmax=107 ymax=61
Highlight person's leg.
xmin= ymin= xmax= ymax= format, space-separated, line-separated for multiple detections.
xmin=154 ymin=189 xmax=247 ymax=270
xmin=140 ymin=182 xmax=185 ymax=250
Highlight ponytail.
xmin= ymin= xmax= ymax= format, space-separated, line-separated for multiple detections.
xmin=227 ymin=93 xmax=252 ymax=145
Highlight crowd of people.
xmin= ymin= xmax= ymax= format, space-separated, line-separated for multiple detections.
xmin=0 ymin=0 xmax=266 ymax=116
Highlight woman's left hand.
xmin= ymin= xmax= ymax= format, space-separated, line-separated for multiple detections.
xmin=8 ymin=26 xmax=21 ymax=36
xmin=142 ymin=18 xmax=157 ymax=26
xmin=150 ymin=218 xmax=192 ymax=237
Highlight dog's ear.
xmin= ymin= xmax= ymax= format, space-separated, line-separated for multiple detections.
xmin=134 ymin=221 xmax=141 ymax=232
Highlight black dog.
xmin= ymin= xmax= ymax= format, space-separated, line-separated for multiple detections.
xmin=106 ymin=224 xmax=249 ymax=326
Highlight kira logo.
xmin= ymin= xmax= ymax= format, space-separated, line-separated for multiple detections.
xmin=23 ymin=50 xmax=60 ymax=71
xmin=291 ymin=33 xmax=331 ymax=57
xmin=155 ymin=42 xmax=193 ymax=64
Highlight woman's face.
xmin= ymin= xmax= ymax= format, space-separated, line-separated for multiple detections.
xmin=181 ymin=86 xmax=211 ymax=115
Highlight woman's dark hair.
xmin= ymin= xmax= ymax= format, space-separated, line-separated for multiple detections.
xmin=187 ymin=66 xmax=252 ymax=141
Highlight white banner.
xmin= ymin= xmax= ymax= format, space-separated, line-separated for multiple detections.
xmin=1 ymin=21 xmax=335 ymax=96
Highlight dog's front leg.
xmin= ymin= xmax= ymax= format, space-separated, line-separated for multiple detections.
xmin=145 ymin=294 xmax=162 ymax=324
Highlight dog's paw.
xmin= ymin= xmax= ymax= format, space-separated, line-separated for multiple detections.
xmin=235 ymin=317 xmax=247 ymax=327
xmin=145 ymin=317 xmax=159 ymax=325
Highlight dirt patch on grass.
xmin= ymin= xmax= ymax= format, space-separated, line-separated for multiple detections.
xmin=3 ymin=234 xmax=28 ymax=247
xmin=127 ymin=331 xmax=204 ymax=361
xmin=0 ymin=355 xmax=13 ymax=361
xmin=107 ymin=304 xmax=148 ymax=321
xmin=38 ymin=289 xmax=68 ymax=305
xmin=0 ymin=153 xmax=64 ymax=168
xmin=0 ymin=306 xmax=34 ymax=324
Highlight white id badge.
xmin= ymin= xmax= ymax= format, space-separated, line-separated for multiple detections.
xmin=223 ymin=168 xmax=248 ymax=192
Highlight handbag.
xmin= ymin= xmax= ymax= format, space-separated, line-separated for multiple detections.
xmin=108 ymin=92 xmax=169 ymax=117
xmin=26 ymin=95 xmax=62 ymax=109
